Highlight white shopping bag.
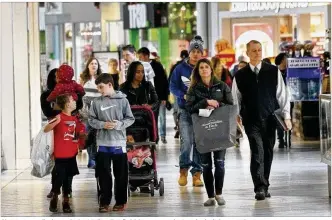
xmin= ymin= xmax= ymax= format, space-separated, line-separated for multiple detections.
xmin=31 ymin=127 xmax=54 ymax=178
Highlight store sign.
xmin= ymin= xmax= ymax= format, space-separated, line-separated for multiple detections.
xmin=123 ymin=3 xmax=168 ymax=30
xmin=288 ymin=58 xmax=320 ymax=69
xmin=230 ymin=3 xmax=309 ymax=13
xmin=128 ymin=4 xmax=147 ymax=29
xmin=80 ymin=31 xmax=102 ymax=36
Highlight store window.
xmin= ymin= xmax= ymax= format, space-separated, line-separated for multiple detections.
xmin=233 ymin=23 xmax=274 ymax=60
xmin=168 ymin=3 xmax=197 ymax=62
xmin=75 ymin=22 xmax=102 ymax=77
xmin=106 ymin=21 xmax=124 ymax=51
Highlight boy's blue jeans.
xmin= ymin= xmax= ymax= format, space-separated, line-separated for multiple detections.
xmin=85 ymin=123 xmax=97 ymax=165
xmin=178 ymin=108 xmax=202 ymax=175
xmin=158 ymin=104 xmax=166 ymax=138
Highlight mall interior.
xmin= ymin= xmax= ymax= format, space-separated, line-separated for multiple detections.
xmin=0 ymin=2 xmax=331 ymax=218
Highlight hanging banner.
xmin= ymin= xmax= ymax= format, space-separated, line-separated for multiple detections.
xmin=286 ymin=57 xmax=321 ymax=101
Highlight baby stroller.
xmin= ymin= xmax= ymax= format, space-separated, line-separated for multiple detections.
xmin=126 ymin=105 xmax=164 ymax=197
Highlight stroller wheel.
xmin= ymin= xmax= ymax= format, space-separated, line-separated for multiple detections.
xmin=159 ymin=178 xmax=164 ymax=196
xmin=150 ymin=182 xmax=155 ymax=197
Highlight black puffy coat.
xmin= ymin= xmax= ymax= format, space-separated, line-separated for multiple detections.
xmin=186 ymin=77 xmax=233 ymax=114
xmin=120 ymin=81 xmax=160 ymax=113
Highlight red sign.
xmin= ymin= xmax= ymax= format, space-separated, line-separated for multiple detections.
xmin=216 ymin=54 xmax=236 ymax=69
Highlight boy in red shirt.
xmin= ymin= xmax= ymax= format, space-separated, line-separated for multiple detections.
xmin=44 ymin=93 xmax=85 ymax=213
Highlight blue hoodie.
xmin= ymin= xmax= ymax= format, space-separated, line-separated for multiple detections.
xmin=169 ymin=59 xmax=194 ymax=108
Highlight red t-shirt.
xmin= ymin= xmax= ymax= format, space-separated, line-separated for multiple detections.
xmin=53 ymin=113 xmax=85 ymax=158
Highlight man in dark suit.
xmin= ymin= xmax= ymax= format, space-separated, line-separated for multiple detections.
xmin=232 ymin=40 xmax=292 ymax=200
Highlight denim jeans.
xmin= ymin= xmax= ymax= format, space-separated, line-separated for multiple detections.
xmin=201 ymin=150 xmax=226 ymax=198
xmin=85 ymin=123 xmax=97 ymax=164
xmin=178 ymin=108 xmax=202 ymax=175
xmin=158 ymin=103 xmax=166 ymax=138
xmin=173 ymin=99 xmax=179 ymax=124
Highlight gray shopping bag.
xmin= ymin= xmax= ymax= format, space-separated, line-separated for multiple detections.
xmin=192 ymin=105 xmax=238 ymax=154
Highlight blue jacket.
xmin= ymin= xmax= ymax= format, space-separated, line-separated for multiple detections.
xmin=169 ymin=59 xmax=194 ymax=109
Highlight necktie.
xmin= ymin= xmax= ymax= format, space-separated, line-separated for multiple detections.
xmin=254 ymin=66 xmax=259 ymax=75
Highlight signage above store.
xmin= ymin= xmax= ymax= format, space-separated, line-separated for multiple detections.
xmin=230 ymin=2 xmax=309 ymax=13
xmin=128 ymin=4 xmax=148 ymax=29
xmin=123 ymin=3 xmax=168 ymax=30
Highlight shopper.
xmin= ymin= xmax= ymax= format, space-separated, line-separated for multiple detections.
xmin=122 ymin=44 xmax=155 ymax=85
xmin=80 ymin=57 xmax=102 ymax=169
xmin=89 ymin=73 xmax=135 ymax=212
xmin=138 ymin=47 xmax=169 ymax=144
xmin=169 ymin=50 xmax=189 ymax=139
xmin=44 ymin=93 xmax=85 ymax=213
xmin=169 ymin=35 xmax=205 ymax=187
xmin=41 ymin=68 xmax=82 ymax=199
xmin=186 ymin=58 xmax=233 ymax=206
xmin=230 ymin=55 xmax=247 ymax=76
xmin=120 ymin=61 xmax=159 ymax=114
xmin=275 ymin=52 xmax=293 ymax=148
xmin=108 ymin=58 xmax=120 ymax=90
xmin=232 ymin=40 xmax=291 ymax=200
xmin=211 ymin=56 xmax=233 ymax=87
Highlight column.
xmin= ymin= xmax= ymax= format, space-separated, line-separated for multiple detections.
xmin=0 ymin=3 xmax=40 ymax=170
xmin=157 ymin=27 xmax=170 ymax=70
xmin=28 ymin=2 xmax=42 ymax=149
xmin=129 ymin=29 xmax=139 ymax=49
xmin=1 ymin=3 xmax=16 ymax=170
xmin=13 ymin=3 xmax=32 ymax=169
xmin=196 ymin=2 xmax=208 ymax=50
xmin=208 ymin=2 xmax=219 ymax=56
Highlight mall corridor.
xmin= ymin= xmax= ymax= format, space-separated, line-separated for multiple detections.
xmin=1 ymin=113 xmax=331 ymax=217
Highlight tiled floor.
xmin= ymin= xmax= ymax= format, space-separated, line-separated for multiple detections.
xmin=1 ymin=113 xmax=331 ymax=217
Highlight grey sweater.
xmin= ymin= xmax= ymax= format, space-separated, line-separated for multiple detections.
xmin=88 ymin=91 xmax=135 ymax=151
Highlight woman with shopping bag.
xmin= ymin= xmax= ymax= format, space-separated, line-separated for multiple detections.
xmin=186 ymin=58 xmax=234 ymax=207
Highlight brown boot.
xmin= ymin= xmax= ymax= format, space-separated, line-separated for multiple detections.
xmin=178 ymin=168 xmax=188 ymax=186
xmin=192 ymin=172 xmax=204 ymax=187
xmin=62 ymin=197 xmax=72 ymax=213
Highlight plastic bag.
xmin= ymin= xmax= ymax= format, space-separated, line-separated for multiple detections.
xmin=31 ymin=127 xmax=54 ymax=178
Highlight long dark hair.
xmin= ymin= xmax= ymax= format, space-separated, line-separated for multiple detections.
xmin=123 ymin=61 xmax=146 ymax=89
xmin=190 ymin=58 xmax=215 ymax=88
xmin=211 ymin=56 xmax=231 ymax=82
xmin=47 ymin=68 xmax=58 ymax=91
xmin=80 ymin=57 xmax=102 ymax=84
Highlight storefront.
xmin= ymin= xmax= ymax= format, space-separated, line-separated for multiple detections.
xmin=44 ymin=2 xmax=102 ymax=80
xmin=123 ymin=2 xmax=198 ymax=70
xmin=218 ymin=3 xmax=331 ymax=60
xmin=217 ymin=3 xmax=331 ymax=141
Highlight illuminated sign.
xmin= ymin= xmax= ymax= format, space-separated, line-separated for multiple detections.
xmin=128 ymin=4 xmax=147 ymax=29
xmin=230 ymin=3 xmax=309 ymax=13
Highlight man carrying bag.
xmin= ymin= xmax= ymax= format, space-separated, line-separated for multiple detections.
xmin=186 ymin=58 xmax=234 ymax=207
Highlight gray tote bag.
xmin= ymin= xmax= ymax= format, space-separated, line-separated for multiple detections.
xmin=192 ymin=105 xmax=238 ymax=154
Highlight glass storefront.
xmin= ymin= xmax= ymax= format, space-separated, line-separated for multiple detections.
xmin=74 ymin=22 xmax=102 ymax=76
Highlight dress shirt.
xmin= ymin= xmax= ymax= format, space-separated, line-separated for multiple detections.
xmin=232 ymin=61 xmax=291 ymax=120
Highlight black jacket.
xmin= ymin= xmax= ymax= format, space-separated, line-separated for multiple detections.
xmin=120 ymin=81 xmax=160 ymax=112
xmin=151 ymin=60 xmax=169 ymax=100
xmin=40 ymin=70 xmax=83 ymax=119
xmin=186 ymin=77 xmax=233 ymax=114
xmin=235 ymin=62 xmax=279 ymax=123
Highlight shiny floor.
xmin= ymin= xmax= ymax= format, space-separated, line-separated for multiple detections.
xmin=1 ymin=113 xmax=331 ymax=217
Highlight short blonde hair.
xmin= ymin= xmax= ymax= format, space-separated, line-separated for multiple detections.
xmin=246 ymin=40 xmax=261 ymax=51
xmin=108 ymin=58 xmax=118 ymax=66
